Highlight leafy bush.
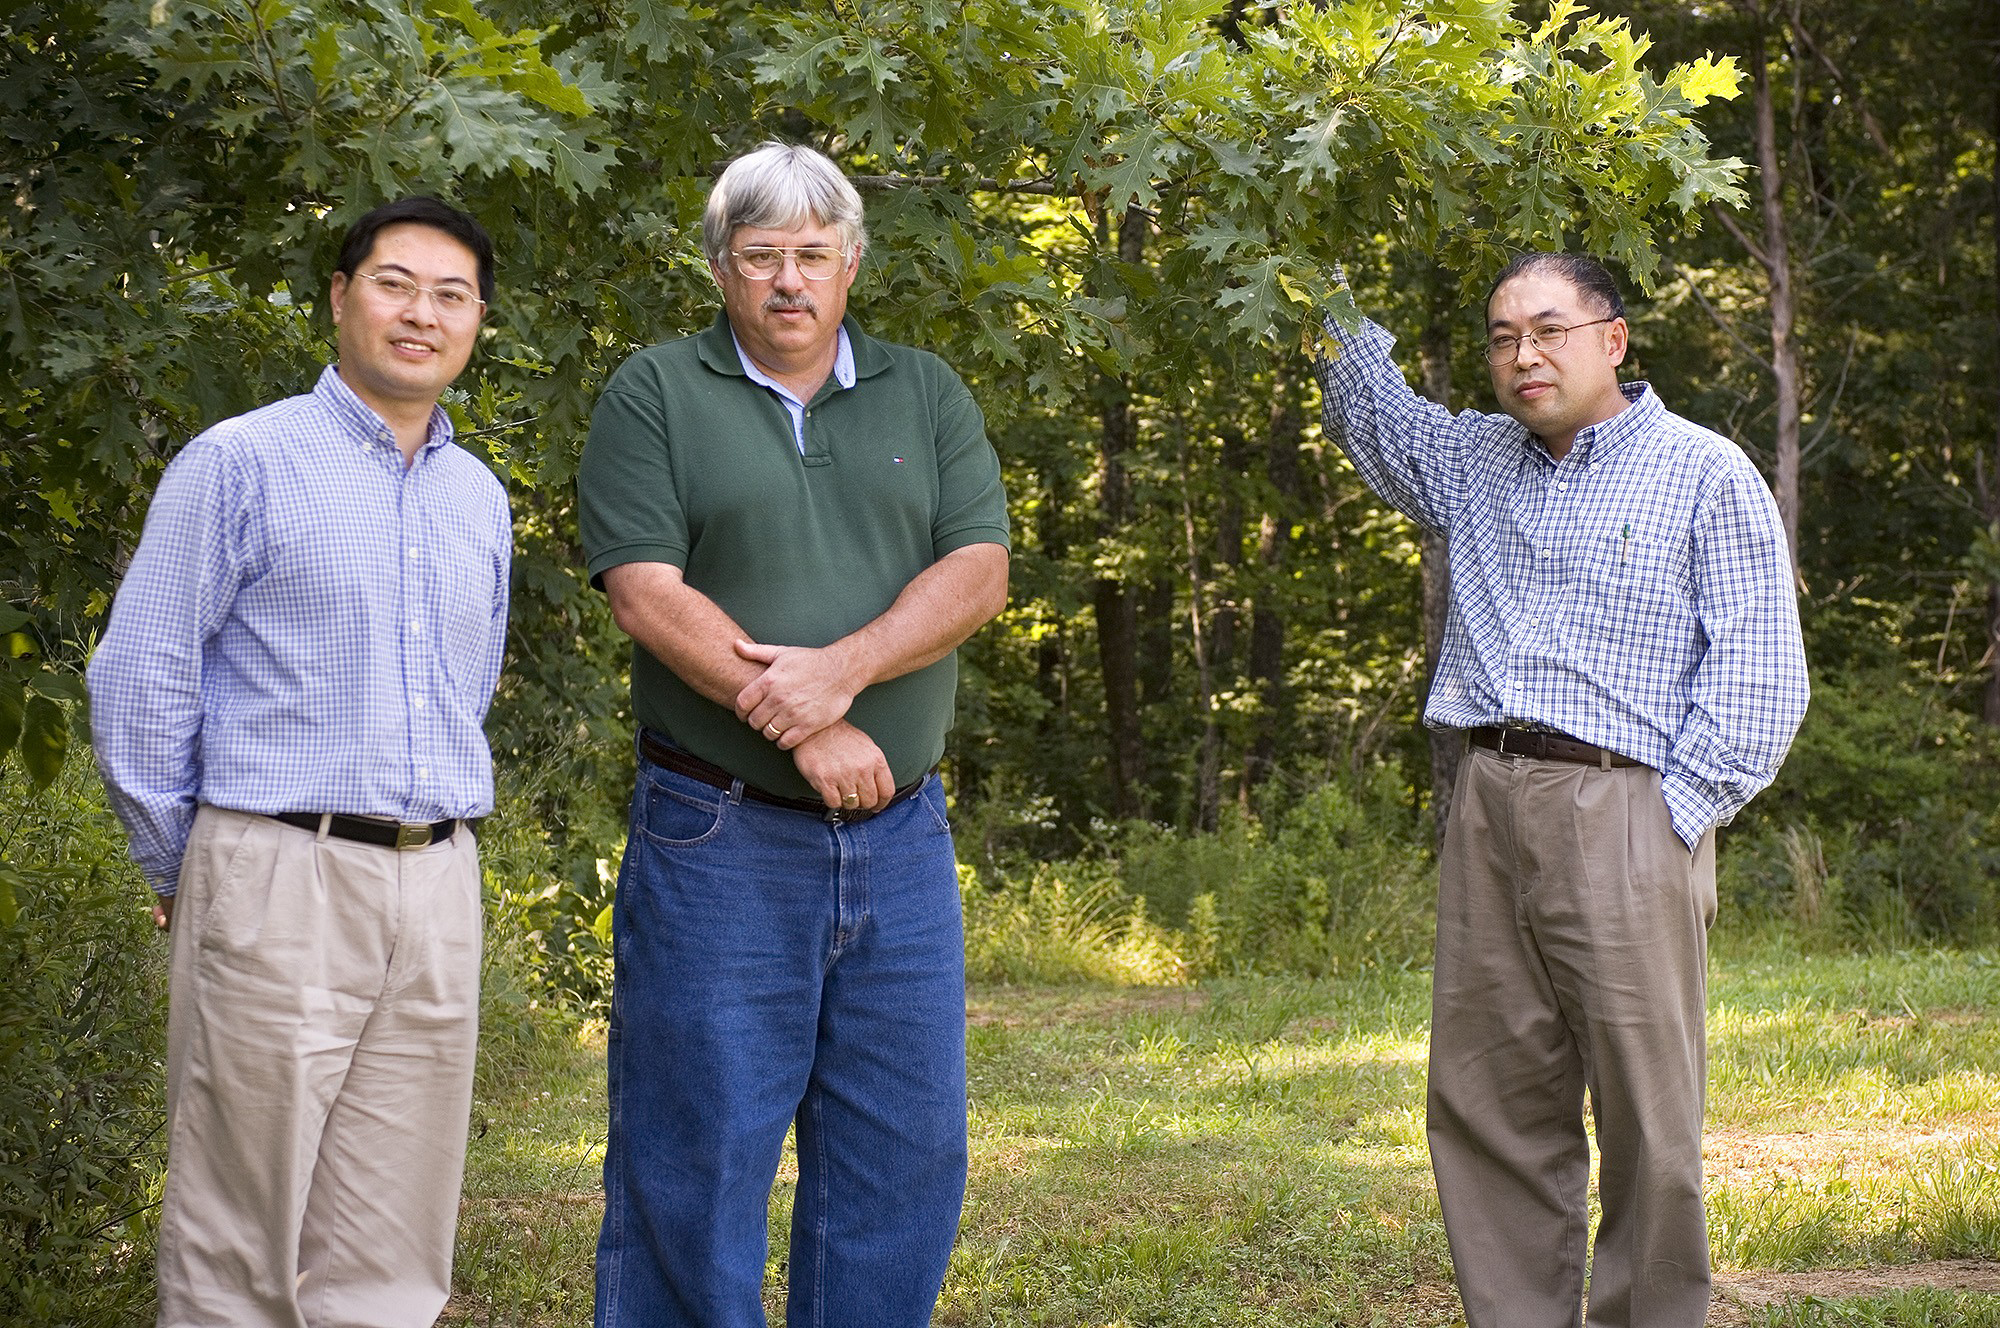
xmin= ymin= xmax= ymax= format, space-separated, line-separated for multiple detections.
xmin=0 ymin=761 xmax=165 ymax=1328
xmin=1720 ymin=657 xmax=2000 ymax=946
xmin=961 ymin=861 xmax=1192 ymax=986
xmin=961 ymin=764 xmax=1434 ymax=984
xmin=1116 ymin=767 xmax=1435 ymax=976
xmin=477 ymin=737 xmax=631 ymax=1018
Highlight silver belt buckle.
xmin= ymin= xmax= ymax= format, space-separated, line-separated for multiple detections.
xmin=395 ymin=821 xmax=434 ymax=850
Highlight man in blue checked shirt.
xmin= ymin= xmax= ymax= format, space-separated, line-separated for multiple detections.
xmin=1313 ymin=252 xmax=1807 ymax=1328
xmin=88 ymin=197 xmax=510 ymax=1328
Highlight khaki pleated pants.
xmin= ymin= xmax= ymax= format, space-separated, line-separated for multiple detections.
xmin=1429 ymin=747 xmax=1717 ymax=1328
xmin=155 ymin=806 xmax=483 ymax=1328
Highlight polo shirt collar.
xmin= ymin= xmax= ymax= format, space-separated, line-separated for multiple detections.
xmin=730 ymin=324 xmax=856 ymax=399
xmin=694 ymin=310 xmax=895 ymax=382
xmin=315 ymin=365 xmax=453 ymax=459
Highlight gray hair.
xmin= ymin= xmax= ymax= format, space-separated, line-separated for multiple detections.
xmin=701 ymin=142 xmax=867 ymax=271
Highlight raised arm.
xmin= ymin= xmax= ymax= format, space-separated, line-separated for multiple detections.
xmin=1312 ymin=311 xmax=1501 ymax=535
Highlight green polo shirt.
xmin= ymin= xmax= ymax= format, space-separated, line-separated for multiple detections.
xmin=579 ymin=312 xmax=1010 ymax=799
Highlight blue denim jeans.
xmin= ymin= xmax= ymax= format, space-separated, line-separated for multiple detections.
xmin=594 ymin=748 xmax=969 ymax=1328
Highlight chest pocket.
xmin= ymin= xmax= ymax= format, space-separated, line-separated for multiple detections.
xmin=1574 ymin=532 xmax=1697 ymax=654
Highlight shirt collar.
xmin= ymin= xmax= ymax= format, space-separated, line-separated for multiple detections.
xmin=728 ymin=325 xmax=856 ymax=403
xmin=314 ymin=365 xmax=454 ymax=459
xmin=1521 ymin=381 xmax=1657 ymax=466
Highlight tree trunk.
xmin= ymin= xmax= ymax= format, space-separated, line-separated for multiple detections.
xmin=1139 ymin=576 xmax=1174 ymax=707
xmin=1986 ymin=54 xmax=2000 ymax=727
xmin=1196 ymin=426 xmax=1249 ymax=829
xmin=1746 ymin=6 xmax=1805 ymax=579
xmin=1094 ymin=205 xmax=1148 ymax=818
xmin=1178 ymin=414 xmax=1224 ymax=832
xmin=1241 ymin=361 xmax=1302 ymax=804
xmin=1416 ymin=272 xmax=1462 ymax=853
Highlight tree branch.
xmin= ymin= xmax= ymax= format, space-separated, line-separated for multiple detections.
xmin=847 ymin=173 xmax=1067 ymax=196
xmin=1664 ymin=263 xmax=1775 ymax=376
xmin=1787 ymin=2 xmax=1895 ymax=158
xmin=1710 ymin=202 xmax=1773 ymax=273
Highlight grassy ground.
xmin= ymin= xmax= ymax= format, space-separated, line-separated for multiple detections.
xmin=446 ymin=943 xmax=2000 ymax=1326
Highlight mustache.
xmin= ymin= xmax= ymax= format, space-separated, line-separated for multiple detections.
xmin=763 ymin=293 xmax=817 ymax=314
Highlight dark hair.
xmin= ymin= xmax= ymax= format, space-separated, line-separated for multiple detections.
xmin=334 ymin=196 xmax=495 ymax=303
xmin=1486 ymin=251 xmax=1624 ymax=323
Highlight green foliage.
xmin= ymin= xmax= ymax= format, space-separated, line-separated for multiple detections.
xmin=478 ymin=737 xmax=630 ymax=1017
xmin=960 ymin=861 xmax=1192 ymax=986
xmin=1720 ymin=604 xmax=2000 ymax=945
xmin=3 ymin=0 xmax=1751 ymax=866
xmin=0 ymin=763 xmax=165 ymax=1328
xmin=1115 ymin=767 xmax=1435 ymax=975
xmin=0 ymin=606 xmax=82 ymax=806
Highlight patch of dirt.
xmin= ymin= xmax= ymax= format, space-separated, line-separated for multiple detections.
xmin=1704 ymin=1117 xmax=2000 ymax=1187
xmin=1709 ymin=1260 xmax=2000 ymax=1323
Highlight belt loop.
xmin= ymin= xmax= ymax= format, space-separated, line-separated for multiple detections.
xmin=315 ymin=812 xmax=332 ymax=843
xmin=727 ymin=778 xmax=744 ymax=805
xmin=1600 ymin=748 xmax=1611 ymax=771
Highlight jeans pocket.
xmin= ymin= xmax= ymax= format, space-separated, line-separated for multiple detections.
xmin=919 ymin=776 xmax=951 ymax=836
xmin=637 ymin=777 xmax=728 ymax=848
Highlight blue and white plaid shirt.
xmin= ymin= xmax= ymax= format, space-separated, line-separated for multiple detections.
xmin=88 ymin=367 xmax=512 ymax=894
xmin=1314 ymin=317 xmax=1808 ymax=849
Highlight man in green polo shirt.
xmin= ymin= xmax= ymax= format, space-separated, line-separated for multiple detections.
xmin=578 ymin=141 xmax=1009 ymax=1328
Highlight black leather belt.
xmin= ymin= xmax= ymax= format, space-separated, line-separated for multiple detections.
xmin=1469 ymin=725 xmax=1641 ymax=769
xmin=273 ymin=812 xmax=472 ymax=849
xmin=639 ymin=729 xmax=929 ymax=825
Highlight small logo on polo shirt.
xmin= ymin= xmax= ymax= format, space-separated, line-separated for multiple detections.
xmin=893 ymin=456 xmax=905 ymax=464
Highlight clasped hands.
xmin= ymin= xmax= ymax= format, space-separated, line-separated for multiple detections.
xmin=732 ymin=639 xmax=894 ymax=811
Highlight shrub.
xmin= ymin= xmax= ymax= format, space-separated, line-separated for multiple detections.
xmin=1116 ymin=767 xmax=1435 ymax=976
xmin=1720 ymin=657 xmax=2000 ymax=946
xmin=961 ymin=861 xmax=1192 ymax=986
xmin=963 ymin=764 xmax=1436 ymax=984
xmin=0 ymin=761 xmax=166 ymax=1327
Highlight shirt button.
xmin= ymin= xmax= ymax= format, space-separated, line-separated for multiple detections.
xmin=407 ymin=547 xmax=420 ymax=559
xmin=413 ymin=695 xmax=427 ymax=710
xmin=409 ymin=619 xmax=423 ymax=633
xmin=418 ymin=766 xmax=430 ymax=780
xmin=1556 ymin=481 xmax=1567 ymax=491
xmin=1540 ymin=548 xmax=1552 ymax=558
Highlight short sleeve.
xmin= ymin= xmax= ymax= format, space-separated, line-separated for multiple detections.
xmin=929 ymin=370 xmax=1010 ymax=557
xmin=580 ymin=367 xmax=690 ymax=588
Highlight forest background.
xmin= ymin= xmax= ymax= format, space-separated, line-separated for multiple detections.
xmin=2 ymin=0 xmax=1997 ymax=1320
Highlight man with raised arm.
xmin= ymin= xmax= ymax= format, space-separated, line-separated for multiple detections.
xmin=1312 ymin=253 xmax=1808 ymax=1327
xmin=578 ymin=141 xmax=1009 ymax=1328
xmin=88 ymin=196 xmax=511 ymax=1326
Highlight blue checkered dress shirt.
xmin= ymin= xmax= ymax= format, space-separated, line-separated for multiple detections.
xmin=1314 ymin=317 xmax=1808 ymax=849
xmin=88 ymin=367 xmax=512 ymax=895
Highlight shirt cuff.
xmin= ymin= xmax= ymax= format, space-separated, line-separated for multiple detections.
xmin=1659 ymin=772 xmax=1717 ymax=854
